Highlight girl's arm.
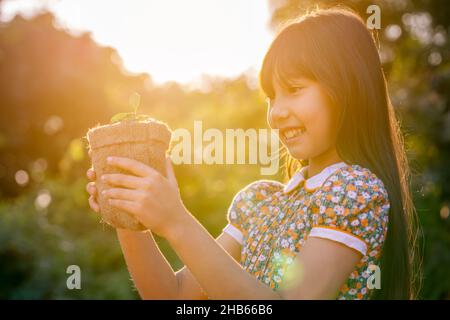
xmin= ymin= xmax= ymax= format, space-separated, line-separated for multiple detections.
xmin=165 ymin=213 xmax=361 ymax=300
xmin=87 ymin=167 xmax=178 ymax=299
xmin=175 ymin=232 xmax=242 ymax=299
xmin=116 ymin=228 xmax=242 ymax=300
xmin=116 ymin=228 xmax=178 ymax=299
xmin=99 ymin=156 xmax=363 ymax=299
xmin=87 ymin=167 xmax=243 ymax=300
xmin=98 ymin=157 xmax=361 ymax=299
xmin=166 ymin=214 xmax=280 ymax=299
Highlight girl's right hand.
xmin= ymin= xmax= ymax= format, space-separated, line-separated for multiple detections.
xmin=86 ymin=167 xmax=100 ymax=213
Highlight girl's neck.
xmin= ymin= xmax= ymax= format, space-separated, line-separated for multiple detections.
xmin=306 ymin=148 xmax=343 ymax=179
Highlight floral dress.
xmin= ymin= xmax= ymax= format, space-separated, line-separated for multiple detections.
xmin=222 ymin=162 xmax=390 ymax=299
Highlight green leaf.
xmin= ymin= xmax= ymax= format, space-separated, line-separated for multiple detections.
xmin=109 ymin=92 xmax=151 ymax=124
xmin=135 ymin=114 xmax=153 ymax=121
xmin=129 ymin=92 xmax=141 ymax=115
xmin=110 ymin=112 xmax=136 ymax=124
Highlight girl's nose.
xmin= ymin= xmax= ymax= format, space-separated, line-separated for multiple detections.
xmin=269 ymin=103 xmax=290 ymax=128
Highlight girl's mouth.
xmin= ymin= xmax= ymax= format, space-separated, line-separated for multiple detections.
xmin=281 ymin=126 xmax=306 ymax=142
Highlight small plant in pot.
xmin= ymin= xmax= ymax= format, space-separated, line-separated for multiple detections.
xmin=85 ymin=93 xmax=172 ymax=231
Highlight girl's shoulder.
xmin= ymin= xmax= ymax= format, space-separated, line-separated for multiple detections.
xmin=235 ymin=179 xmax=284 ymax=202
xmin=322 ymin=163 xmax=389 ymax=198
xmin=309 ymin=164 xmax=391 ymax=258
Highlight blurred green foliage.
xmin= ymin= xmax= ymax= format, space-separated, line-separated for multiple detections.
xmin=0 ymin=1 xmax=449 ymax=299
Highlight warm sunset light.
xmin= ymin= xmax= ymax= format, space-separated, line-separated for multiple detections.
xmin=2 ymin=0 xmax=273 ymax=87
xmin=0 ymin=0 xmax=447 ymax=304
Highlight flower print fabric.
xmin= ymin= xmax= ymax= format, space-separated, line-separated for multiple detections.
xmin=222 ymin=162 xmax=390 ymax=299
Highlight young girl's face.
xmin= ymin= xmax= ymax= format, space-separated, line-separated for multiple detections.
xmin=267 ymin=76 xmax=339 ymax=161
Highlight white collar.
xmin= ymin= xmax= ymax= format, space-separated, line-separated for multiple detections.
xmin=283 ymin=161 xmax=349 ymax=194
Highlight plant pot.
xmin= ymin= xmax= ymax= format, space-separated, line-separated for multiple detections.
xmin=86 ymin=118 xmax=172 ymax=231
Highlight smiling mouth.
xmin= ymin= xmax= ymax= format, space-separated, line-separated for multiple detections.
xmin=280 ymin=126 xmax=306 ymax=141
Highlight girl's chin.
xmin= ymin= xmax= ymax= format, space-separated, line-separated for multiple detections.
xmin=284 ymin=145 xmax=310 ymax=160
xmin=279 ymin=136 xmax=311 ymax=159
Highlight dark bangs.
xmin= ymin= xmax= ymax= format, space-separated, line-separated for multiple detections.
xmin=259 ymin=23 xmax=317 ymax=100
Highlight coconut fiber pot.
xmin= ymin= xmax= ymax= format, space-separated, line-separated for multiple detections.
xmin=86 ymin=118 xmax=172 ymax=231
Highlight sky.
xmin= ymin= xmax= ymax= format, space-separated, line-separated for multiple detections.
xmin=1 ymin=0 xmax=274 ymax=88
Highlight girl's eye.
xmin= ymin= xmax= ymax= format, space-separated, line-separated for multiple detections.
xmin=287 ymin=86 xmax=305 ymax=94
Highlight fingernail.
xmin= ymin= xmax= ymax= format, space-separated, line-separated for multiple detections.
xmin=102 ymin=190 xmax=106 ymax=195
xmin=107 ymin=157 xmax=113 ymax=163
xmin=101 ymin=175 xmax=106 ymax=181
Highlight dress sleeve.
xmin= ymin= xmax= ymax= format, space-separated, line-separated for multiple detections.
xmin=308 ymin=169 xmax=390 ymax=257
xmin=222 ymin=180 xmax=277 ymax=245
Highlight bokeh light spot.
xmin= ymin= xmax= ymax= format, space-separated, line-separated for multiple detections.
xmin=15 ymin=169 xmax=29 ymax=186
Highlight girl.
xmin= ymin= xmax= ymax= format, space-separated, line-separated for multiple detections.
xmin=86 ymin=6 xmax=419 ymax=299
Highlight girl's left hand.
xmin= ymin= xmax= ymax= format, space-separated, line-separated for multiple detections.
xmin=101 ymin=155 xmax=189 ymax=238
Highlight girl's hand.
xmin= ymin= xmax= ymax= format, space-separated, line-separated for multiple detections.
xmin=101 ymin=155 xmax=189 ymax=238
xmin=86 ymin=148 xmax=100 ymax=213
xmin=86 ymin=167 xmax=100 ymax=213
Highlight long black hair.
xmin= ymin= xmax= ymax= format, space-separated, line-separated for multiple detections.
xmin=259 ymin=6 xmax=421 ymax=299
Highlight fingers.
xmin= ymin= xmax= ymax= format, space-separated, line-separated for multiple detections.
xmin=87 ymin=167 xmax=96 ymax=181
xmin=101 ymin=173 xmax=150 ymax=189
xmin=86 ymin=181 xmax=100 ymax=212
xmin=108 ymin=199 xmax=140 ymax=215
xmin=86 ymin=181 xmax=97 ymax=196
xmin=106 ymin=156 xmax=159 ymax=178
xmin=89 ymin=195 xmax=100 ymax=213
xmin=102 ymin=188 xmax=144 ymax=201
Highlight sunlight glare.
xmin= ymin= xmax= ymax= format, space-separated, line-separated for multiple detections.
xmin=2 ymin=0 xmax=273 ymax=87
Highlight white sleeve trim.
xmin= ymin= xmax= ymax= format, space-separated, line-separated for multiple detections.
xmin=309 ymin=227 xmax=367 ymax=256
xmin=223 ymin=223 xmax=244 ymax=245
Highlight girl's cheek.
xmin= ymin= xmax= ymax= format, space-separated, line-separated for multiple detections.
xmin=317 ymin=116 xmax=337 ymax=149
xmin=304 ymin=111 xmax=331 ymax=146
